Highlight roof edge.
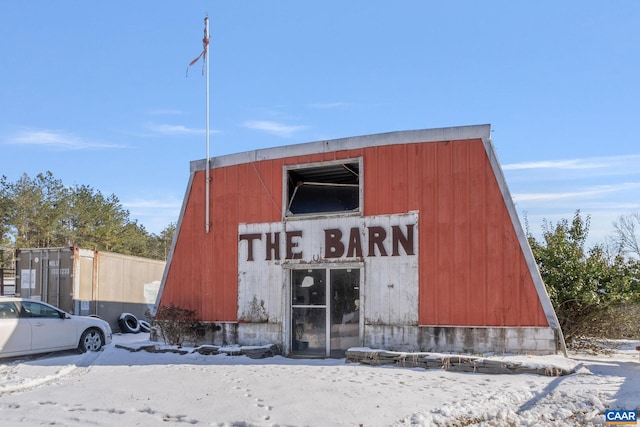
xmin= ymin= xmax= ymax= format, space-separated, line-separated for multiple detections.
xmin=191 ymin=124 xmax=491 ymax=172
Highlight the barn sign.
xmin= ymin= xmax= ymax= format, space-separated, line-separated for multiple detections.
xmin=238 ymin=212 xmax=418 ymax=264
xmin=238 ymin=215 xmax=417 ymax=262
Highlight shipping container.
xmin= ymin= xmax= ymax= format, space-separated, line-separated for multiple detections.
xmin=15 ymin=247 xmax=165 ymax=331
xmin=157 ymin=124 xmax=566 ymax=356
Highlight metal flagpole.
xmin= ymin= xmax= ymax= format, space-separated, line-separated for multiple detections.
xmin=205 ymin=16 xmax=211 ymax=233
xmin=187 ymin=16 xmax=211 ymax=233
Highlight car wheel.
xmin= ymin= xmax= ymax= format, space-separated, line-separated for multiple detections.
xmin=79 ymin=328 xmax=104 ymax=352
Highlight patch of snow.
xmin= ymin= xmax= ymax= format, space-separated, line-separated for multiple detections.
xmin=0 ymin=334 xmax=638 ymax=426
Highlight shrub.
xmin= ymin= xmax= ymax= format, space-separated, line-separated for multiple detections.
xmin=528 ymin=210 xmax=640 ymax=344
xmin=148 ymin=304 xmax=201 ymax=346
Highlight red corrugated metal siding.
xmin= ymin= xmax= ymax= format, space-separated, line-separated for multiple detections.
xmin=361 ymin=139 xmax=546 ymax=326
xmin=467 ymin=142 xmax=488 ymax=324
xmin=160 ymin=138 xmax=548 ymax=327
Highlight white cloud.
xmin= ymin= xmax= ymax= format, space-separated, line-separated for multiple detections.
xmin=503 ymin=154 xmax=640 ymax=171
xmin=144 ymin=123 xmax=207 ymax=136
xmin=4 ymin=129 xmax=123 ymax=150
xmin=504 ymin=159 xmax=601 ymax=170
xmin=123 ymin=198 xmax=182 ymax=210
xmin=512 ymin=182 xmax=640 ymax=203
xmin=243 ymin=120 xmax=307 ymax=138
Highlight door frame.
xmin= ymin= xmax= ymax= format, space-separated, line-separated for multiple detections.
xmin=283 ymin=262 xmax=363 ymax=357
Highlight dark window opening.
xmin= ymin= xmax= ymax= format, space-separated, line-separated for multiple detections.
xmin=286 ymin=162 xmax=360 ymax=216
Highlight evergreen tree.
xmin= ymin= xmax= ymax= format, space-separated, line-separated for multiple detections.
xmin=1 ymin=172 xmax=171 ymax=260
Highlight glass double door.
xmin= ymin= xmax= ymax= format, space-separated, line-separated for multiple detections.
xmin=291 ymin=268 xmax=360 ymax=358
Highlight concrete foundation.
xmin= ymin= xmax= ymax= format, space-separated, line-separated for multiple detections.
xmin=165 ymin=322 xmax=559 ymax=356
xmin=364 ymin=325 xmax=558 ymax=355
xmin=237 ymin=322 xmax=283 ymax=347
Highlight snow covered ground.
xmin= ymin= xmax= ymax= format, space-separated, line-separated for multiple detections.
xmin=0 ymin=333 xmax=638 ymax=426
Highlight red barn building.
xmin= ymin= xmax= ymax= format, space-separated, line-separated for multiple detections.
xmin=156 ymin=124 xmax=565 ymax=357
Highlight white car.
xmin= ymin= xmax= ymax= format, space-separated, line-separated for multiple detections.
xmin=0 ymin=297 xmax=113 ymax=358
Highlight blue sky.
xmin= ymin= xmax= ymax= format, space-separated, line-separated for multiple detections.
xmin=1 ymin=1 xmax=638 ymax=247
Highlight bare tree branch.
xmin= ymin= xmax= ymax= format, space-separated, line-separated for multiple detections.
xmin=612 ymin=211 xmax=640 ymax=258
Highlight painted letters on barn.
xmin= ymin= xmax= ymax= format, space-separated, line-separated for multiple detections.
xmin=156 ymin=124 xmax=566 ymax=356
xmin=238 ymin=214 xmax=416 ymax=262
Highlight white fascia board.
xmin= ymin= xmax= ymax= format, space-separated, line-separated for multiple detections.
xmin=190 ymin=124 xmax=491 ymax=172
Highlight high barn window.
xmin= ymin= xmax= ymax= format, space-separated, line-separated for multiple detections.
xmin=285 ymin=159 xmax=361 ymax=217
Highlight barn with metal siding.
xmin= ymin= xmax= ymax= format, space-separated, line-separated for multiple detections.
xmin=156 ymin=124 xmax=566 ymax=357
